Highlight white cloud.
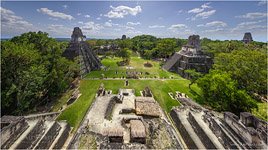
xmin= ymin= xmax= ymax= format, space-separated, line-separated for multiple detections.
xmin=195 ymin=10 xmax=216 ymax=19
xmin=37 ymin=8 xmax=74 ymax=20
xmin=258 ymin=0 xmax=267 ymax=6
xmin=197 ymin=21 xmax=227 ymax=27
xmin=231 ymin=20 xmax=266 ymax=32
xmin=104 ymin=20 xmax=119 ymax=27
xmin=47 ymin=24 xmax=72 ymax=36
xmin=203 ymin=28 xmax=224 ymax=33
xmin=177 ymin=9 xmax=183 ymax=14
xmin=125 ymin=26 xmax=135 ymax=30
xmin=84 ymin=15 xmax=90 ymax=18
xmin=236 ymin=12 xmax=267 ymax=19
xmin=148 ymin=25 xmax=165 ymax=28
xmin=1 ymin=7 xmax=33 ymax=34
xmin=188 ymin=2 xmax=211 ymax=14
xmin=188 ymin=8 xmax=204 ymax=14
xmin=201 ymin=3 xmax=211 ymax=9
xmin=105 ymin=5 xmax=142 ymax=18
xmin=168 ymin=24 xmax=187 ymax=30
xmin=62 ymin=5 xmax=68 ymax=9
xmin=127 ymin=22 xmax=141 ymax=26
xmin=81 ymin=21 xmax=103 ymax=31
xmin=78 ymin=21 xmax=83 ymax=24
xmin=96 ymin=17 xmax=101 ymax=20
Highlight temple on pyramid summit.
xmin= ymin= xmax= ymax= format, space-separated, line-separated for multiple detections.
xmin=63 ymin=27 xmax=102 ymax=77
xmin=162 ymin=35 xmax=212 ymax=78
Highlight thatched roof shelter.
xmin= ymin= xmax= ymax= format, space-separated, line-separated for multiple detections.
xmin=102 ymin=127 xmax=124 ymax=137
xmin=130 ymin=120 xmax=146 ymax=138
xmin=135 ymin=97 xmax=160 ymax=117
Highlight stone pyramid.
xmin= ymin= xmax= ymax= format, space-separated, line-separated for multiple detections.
xmin=63 ymin=27 xmax=102 ymax=76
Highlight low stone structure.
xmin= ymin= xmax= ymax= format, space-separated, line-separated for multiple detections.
xmin=242 ymin=32 xmax=253 ymax=44
xmin=142 ymin=87 xmax=153 ymax=97
xmin=162 ymin=35 xmax=212 ymax=78
xmin=130 ymin=120 xmax=146 ymax=144
xmin=103 ymin=128 xmax=124 ymax=143
xmin=135 ymin=97 xmax=160 ymax=117
xmin=224 ymin=112 xmax=267 ymax=148
xmin=0 ymin=113 xmax=71 ymax=149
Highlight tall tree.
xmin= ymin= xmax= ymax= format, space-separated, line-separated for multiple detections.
xmin=197 ymin=71 xmax=257 ymax=114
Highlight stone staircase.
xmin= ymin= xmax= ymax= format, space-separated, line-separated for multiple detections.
xmin=162 ymin=53 xmax=181 ymax=71
xmin=1 ymin=115 xmax=71 ymax=149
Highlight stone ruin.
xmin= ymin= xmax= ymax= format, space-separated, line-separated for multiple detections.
xmin=63 ymin=27 xmax=102 ymax=77
xmin=162 ymin=35 xmax=212 ymax=78
xmin=0 ymin=112 xmax=71 ymax=149
xmin=142 ymin=87 xmax=153 ymax=97
xmin=69 ymin=87 xmax=181 ymax=149
xmin=242 ymin=32 xmax=253 ymax=44
xmin=121 ymin=35 xmax=127 ymax=40
xmin=170 ymin=92 xmax=268 ymax=149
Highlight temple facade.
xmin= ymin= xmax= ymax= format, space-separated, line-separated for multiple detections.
xmin=63 ymin=27 xmax=102 ymax=77
xmin=162 ymin=35 xmax=212 ymax=78
xmin=242 ymin=32 xmax=253 ymax=44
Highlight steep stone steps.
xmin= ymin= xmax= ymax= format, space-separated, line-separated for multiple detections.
xmin=34 ymin=121 xmax=61 ymax=149
xmin=162 ymin=53 xmax=181 ymax=71
xmin=50 ymin=121 xmax=71 ymax=149
xmin=1 ymin=120 xmax=29 ymax=149
xmin=9 ymin=120 xmax=40 ymax=149
xmin=15 ymin=119 xmax=46 ymax=149
xmin=188 ymin=112 xmax=225 ymax=149
xmin=170 ymin=109 xmax=205 ymax=149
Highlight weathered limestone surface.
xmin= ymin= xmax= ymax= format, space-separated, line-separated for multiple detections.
xmin=162 ymin=35 xmax=212 ymax=78
xmin=1 ymin=113 xmax=71 ymax=149
xmin=16 ymin=119 xmax=46 ymax=149
xmin=171 ymin=92 xmax=268 ymax=149
xmin=35 ymin=121 xmax=61 ymax=149
xmin=63 ymin=27 xmax=102 ymax=76
xmin=0 ymin=116 xmax=29 ymax=149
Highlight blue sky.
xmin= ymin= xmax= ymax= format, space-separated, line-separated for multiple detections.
xmin=1 ymin=1 xmax=267 ymax=41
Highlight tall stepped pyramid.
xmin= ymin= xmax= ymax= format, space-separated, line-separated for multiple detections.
xmin=63 ymin=27 xmax=102 ymax=77
xmin=1 ymin=113 xmax=71 ymax=149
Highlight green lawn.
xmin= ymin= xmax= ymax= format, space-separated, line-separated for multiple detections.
xmin=57 ymin=79 xmax=201 ymax=132
xmin=57 ymin=55 xmax=267 ymax=132
xmin=86 ymin=56 xmax=181 ymax=79
xmin=252 ymin=102 xmax=268 ymax=121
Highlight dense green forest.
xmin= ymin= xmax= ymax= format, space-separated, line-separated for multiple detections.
xmin=1 ymin=32 xmax=79 ymax=115
xmin=1 ymin=32 xmax=267 ymax=117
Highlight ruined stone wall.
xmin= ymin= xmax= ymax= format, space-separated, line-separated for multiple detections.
xmin=24 ymin=112 xmax=59 ymax=121
xmin=104 ymin=97 xmax=117 ymax=120
xmin=188 ymin=112 xmax=216 ymax=149
xmin=203 ymin=114 xmax=238 ymax=149
xmin=224 ymin=113 xmax=253 ymax=144
xmin=1 ymin=120 xmax=29 ymax=149
xmin=170 ymin=109 xmax=198 ymax=149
